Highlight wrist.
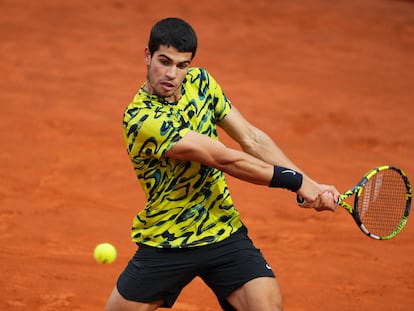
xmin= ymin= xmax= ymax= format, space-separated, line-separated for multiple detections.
xmin=269 ymin=165 xmax=303 ymax=192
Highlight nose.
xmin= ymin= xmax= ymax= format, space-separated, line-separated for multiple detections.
xmin=166 ymin=65 xmax=177 ymax=79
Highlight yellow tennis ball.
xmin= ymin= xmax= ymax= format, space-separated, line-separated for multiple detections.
xmin=94 ymin=243 xmax=117 ymax=264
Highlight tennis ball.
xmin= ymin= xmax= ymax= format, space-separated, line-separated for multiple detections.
xmin=94 ymin=243 xmax=117 ymax=264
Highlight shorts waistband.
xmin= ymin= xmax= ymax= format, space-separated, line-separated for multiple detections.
xmin=137 ymin=225 xmax=248 ymax=251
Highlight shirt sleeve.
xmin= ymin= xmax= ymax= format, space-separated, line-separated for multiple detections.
xmin=123 ymin=106 xmax=190 ymax=161
xmin=211 ymin=76 xmax=232 ymax=121
xmin=197 ymin=68 xmax=232 ymax=122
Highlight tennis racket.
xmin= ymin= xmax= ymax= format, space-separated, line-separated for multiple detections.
xmin=297 ymin=165 xmax=412 ymax=240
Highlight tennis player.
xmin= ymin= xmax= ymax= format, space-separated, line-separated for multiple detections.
xmin=105 ymin=17 xmax=339 ymax=311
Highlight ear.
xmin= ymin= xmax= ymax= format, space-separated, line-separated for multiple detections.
xmin=144 ymin=47 xmax=151 ymax=65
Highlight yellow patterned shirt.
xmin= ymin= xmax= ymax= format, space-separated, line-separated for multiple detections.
xmin=122 ymin=68 xmax=243 ymax=248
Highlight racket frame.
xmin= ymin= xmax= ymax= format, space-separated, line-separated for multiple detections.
xmin=338 ymin=165 xmax=411 ymax=240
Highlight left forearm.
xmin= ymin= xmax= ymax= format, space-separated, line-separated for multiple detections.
xmin=241 ymin=128 xmax=301 ymax=171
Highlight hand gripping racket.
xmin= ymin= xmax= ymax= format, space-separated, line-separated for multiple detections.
xmin=297 ymin=165 xmax=412 ymax=240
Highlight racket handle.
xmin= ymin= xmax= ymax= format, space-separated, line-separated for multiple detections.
xmin=296 ymin=194 xmax=340 ymax=206
xmin=296 ymin=195 xmax=305 ymax=206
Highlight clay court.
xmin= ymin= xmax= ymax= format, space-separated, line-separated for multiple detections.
xmin=1 ymin=0 xmax=413 ymax=310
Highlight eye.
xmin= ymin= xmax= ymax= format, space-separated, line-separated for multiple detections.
xmin=160 ymin=59 xmax=170 ymax=66
xmin=177 ymin=63 xmax=190 ymax=70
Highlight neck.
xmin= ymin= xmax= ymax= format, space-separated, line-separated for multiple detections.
xmin=143 ymin=83 xmax=181 ymax=103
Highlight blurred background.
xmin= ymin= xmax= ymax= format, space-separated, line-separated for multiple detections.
xmin=1 ymin=0 xmax=413 ymax=310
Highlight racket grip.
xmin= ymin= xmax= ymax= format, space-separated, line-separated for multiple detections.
xmin=296 ymin=195 xmax=305 ymax=206
xmin=296 ymin=194 xmax=340 ymax=206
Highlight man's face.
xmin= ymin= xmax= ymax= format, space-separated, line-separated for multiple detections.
xmin=144 ymin=45 xmax=193 ymax=102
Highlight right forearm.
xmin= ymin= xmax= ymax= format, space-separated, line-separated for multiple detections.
xmin=214 ymin=147 xmax=303 ymax=193
xmin=213 ymin=147 xmax=274 ymax=186
xmin=166 ymin=130 xmax=303 ymax=190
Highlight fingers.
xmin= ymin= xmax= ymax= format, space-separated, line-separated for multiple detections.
xmin=296 ymin=180 xmax=339 ymax=212
xmin=315 ymin=192 xmax=336 ymax=212
xmin=297 ymin=191 xmax=336 ymax=212
xmin=319 ymin=185 xmax=340 ymax=201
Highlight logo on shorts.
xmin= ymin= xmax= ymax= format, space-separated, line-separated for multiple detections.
xmin=265 ymin=263 xmax=272 ymax=270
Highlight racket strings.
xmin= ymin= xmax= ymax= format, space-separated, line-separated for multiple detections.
xmin=357 ymin=169 xmax=407 ymax=237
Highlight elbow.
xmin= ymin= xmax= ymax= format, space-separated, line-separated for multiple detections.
xmin=239 ymin=128 xmax=262 ymax=155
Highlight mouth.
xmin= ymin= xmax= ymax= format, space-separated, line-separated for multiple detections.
xmin=160 ymin=81 xmax=175 ymax=92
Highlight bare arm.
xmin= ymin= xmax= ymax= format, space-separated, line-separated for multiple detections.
xmin=218 ymin=107 xmax=339 ymax=210
xmin=165 ymin=130 xmax=274 ymax=186
xmin=165 ymin=106 xmax=338 ymax=211
xmin=218 ymin=106 xmax=301 ymax=170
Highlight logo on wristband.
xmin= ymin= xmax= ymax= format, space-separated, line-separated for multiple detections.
xmin=270 ymin=166 xmax=303 ymax=192
xmin=281 ymin=169 xmax=297 ymax=175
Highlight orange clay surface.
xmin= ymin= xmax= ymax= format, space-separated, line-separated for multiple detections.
xmin=1 ymin=0 xmax=414 ymax=310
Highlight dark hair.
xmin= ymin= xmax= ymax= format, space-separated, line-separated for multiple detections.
xmin=148 ymin=17 xmax=198 ymax=59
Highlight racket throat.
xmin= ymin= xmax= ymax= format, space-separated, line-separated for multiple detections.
xmin=359 ymin=223 xmax=380 ymax=240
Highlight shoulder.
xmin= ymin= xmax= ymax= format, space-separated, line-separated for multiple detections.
xmin=185 ymin=67 xmax=222 ymax=94
xmin=186 ymin=67 xmax=214 ymax=82
xmin=187 ymin=67 xmax=209 ymax=76
xmin=124 ymin=87 xmax=160 ymax=118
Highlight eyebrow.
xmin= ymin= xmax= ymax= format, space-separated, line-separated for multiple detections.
xmin=158 ymin=53 xmax=191 ymax=65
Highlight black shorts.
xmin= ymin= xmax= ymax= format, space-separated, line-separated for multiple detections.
xmin=116 ymin=226 xmax=275 ymax=310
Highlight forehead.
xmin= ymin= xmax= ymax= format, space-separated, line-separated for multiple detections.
xmin=153 ymin=45 xmax=193 ymax=63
